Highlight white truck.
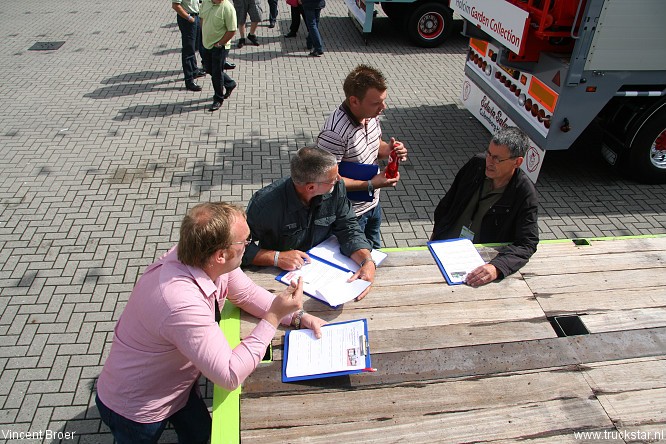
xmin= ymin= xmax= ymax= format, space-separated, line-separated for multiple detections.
xmin=455 ymin=0 xmax=666 ymax=183
xmin=345 ymin=0 xmax=455 ymax=47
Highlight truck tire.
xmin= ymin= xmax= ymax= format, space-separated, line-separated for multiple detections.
xmin=406 ymin=3 xmax=453 ymax=48
xmin=627 ymin=105 xmax=666 ymax=184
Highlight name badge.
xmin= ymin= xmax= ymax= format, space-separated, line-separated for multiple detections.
xmin=460 ymin=226 xmax=475 ymax=241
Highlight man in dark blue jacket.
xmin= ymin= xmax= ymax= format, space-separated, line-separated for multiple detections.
xmin=431 ymin=127 xmax=539 ymax=286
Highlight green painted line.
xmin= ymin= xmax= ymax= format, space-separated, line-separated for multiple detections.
xmin=381 ymin=234 xmax=666 ymax=253
xmin=211 ymin=302 xmax=241 ymax=444
xmin=568 ymin=233 xmax=666 ymax=242
xmin=382 ymin=246 xmax=428 ymax=252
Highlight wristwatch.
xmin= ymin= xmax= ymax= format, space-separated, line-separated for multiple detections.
xmin=359 ymin=258 xmax=377 ymax=269
xmin=367 ymin=180 xmax=374 ymax=196
xmin=291 ymin=309 xmax=305 ymax=329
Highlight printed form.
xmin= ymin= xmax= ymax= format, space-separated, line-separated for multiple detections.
xmin=285 ymin=320 xmax=367 ymax=378
xmin=429 ymin=238 xmax=486 ymax=284
xmin=280 ymin=260 xmax=370 ymax=306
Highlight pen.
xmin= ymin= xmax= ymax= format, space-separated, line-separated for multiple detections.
xmin=362 ymin=367 xmax=377 ymax=372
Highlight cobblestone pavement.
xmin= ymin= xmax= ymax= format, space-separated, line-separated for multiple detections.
xmin=1 ymin=0 xmax=665 ymax=442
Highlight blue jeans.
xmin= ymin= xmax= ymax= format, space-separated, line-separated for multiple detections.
xmin=357 ymin=202 xmax=382 ymax=249
xmin=96 ymin=385 xmax=211 ymax=444
xmin=176 ymin=14 xmax=203 ymax=82
xmin=303 ymin=7 xmax=323 ymax=53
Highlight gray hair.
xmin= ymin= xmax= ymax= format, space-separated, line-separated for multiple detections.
xmin=290 ymin=146 xmax=337 ymax=184
xmin=492 ymin=127 xmax=529 ymax=158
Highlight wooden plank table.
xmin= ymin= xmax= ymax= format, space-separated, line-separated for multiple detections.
xmin=221 ymin=237 xmax=666 ymax=443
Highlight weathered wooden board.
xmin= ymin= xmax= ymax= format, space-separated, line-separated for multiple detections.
xmin=524 ymin=269 xmax=666 ymax=295
xmin=232 ymin=240 xmax=666 ymax=443
xmin=535 ymin=287 xmax=666 ymax=316
xmin=582 ymin=307 xmax=666 ymax=333
xmin=262 ymin=319 xmax=556 ymax=361
xmin=582 ymin=357 xmax=666 ymax=393
xmin=241 ymin=296 xmax=547 ymax=345
xmin=241 ymin=370 xmax=613 ymax=443
xmin=522 ymin=249 xmax=666 ymax=275
xmin=596 ymin=387 xmax=666 ymax=427
xmin=526 ymin=238 xmax=666 ymax=260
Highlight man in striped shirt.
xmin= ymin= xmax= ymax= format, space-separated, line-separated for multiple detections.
xmin=317 ymin=65 xmax=408 ymax=248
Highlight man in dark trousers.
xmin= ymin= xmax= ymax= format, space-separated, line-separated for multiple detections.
xmin=201 ymin=0 xmax=238 ymax=111
xmin=172 ymin=0 xmax=207 ymax=92
xmin=431 ymin=126 xmax=539 ymax=287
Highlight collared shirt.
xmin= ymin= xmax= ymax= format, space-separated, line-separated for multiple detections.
xmin=172 ymin=0 xmax=200 ymax=15
xmin=97 ymin=246 xmax=279 ymax=423
xmin=200 ymin=0 xmax=237 ymax=50
xmin=432 ymin=154 xmax=539 ymax=278
xmin=317 ymin=103 xmax=382 ymax=216
xmin=444 ymin=178 xmax=506 ymax=242
xmin=242 ymin=177 xmax=372 ymax=266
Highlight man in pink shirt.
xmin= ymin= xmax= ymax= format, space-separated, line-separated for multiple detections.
xmin=96 ymin=202 xmax=326 ymax=443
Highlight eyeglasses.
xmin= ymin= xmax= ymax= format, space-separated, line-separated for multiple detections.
xmin=485 ymin=150 xmax=515 ymax=164
xmin=315 ymin=175 xmax=340 ymax=186
xmin=230 ymin=236 xmax=252 ymax=247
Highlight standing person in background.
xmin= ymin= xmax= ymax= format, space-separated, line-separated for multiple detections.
xmin=234 ymin=0 xmax=263 ymax=47
xmin=301 ymin=0 xmax=325 ymax=57
xmin=172 ymin=0 xmax=207 ymax=92
xmin=201 ymin=0 xmax=238 ymax=111
xmin=284 ymin=0 xmax=304 ymax=38
xmin=267 ymin=0 xmax=278 ymax=28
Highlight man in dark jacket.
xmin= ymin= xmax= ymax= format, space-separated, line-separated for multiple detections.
xmin=243 ymin=146 xmax=377 ymax=301
xmin=431 ymin=127 xmax=539 ymax=287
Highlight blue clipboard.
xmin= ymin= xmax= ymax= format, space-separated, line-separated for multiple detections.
xmin=275 ymin=254 xmax=350 ymax=309
xmin=426 ymin=238 xmax=485 ymax=286
xmin=338 ymin=161 xmax=379 ymax=202
xmin=282 ymin=318 xmax=371 ymax=383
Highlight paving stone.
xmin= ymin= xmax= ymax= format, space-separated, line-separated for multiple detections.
xmin=0 ymin=1 xmax=665 ymax=442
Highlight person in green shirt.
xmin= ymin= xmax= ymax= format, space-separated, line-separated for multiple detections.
xmin=172 ymin=0 xmax=206 ymax=92
xmin=200 ymin=0 xmax=238 ymax=111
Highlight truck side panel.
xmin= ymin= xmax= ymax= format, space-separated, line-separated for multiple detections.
xmin=585 ymin=0 xmax=666 ymax=72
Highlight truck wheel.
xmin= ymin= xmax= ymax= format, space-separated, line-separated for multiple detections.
xmin=406 ymin=3 xmax=453 ymax=48
xmin=627 ymin=105 xmax=666 ymax=184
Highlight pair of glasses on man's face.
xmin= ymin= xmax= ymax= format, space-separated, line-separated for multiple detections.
xmin=485 ymin=150 xmax=515 ymax=164
xmin=314 ymin=174 xmax=341 ymax=186
xmin=230 ymin=236 xmax=252 ymax=247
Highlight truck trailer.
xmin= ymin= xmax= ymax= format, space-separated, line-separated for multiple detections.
xmin=455 ymin=0 xmax=666 ymax=183
xmin=345 ymin=0 xmax=455 ymax=47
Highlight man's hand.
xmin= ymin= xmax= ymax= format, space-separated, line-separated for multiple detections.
xmin=390 ymin=138 xmax=408 ymax=162
xmin=264 ymin=278 xmax=303 ymax=327
xmin=349 ymin=260 xmax=376 ymax=301
xmin=371 ymin=171 xmax=400 ymax=189
xmin=277 ymin=250 xmax=311 ymax=270
xmin=465 ymin=264 xmax=498 ymax=287
xmin=300 ymin=313 xmax=327 ymax=339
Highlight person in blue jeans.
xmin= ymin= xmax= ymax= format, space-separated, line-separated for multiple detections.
xmin=317 ymin=65 xmax=409 ymax=249
xmin=301 ymin=0 xmax=325 ymax=57
xmin=172 ymin=0 xmax=207 ymax=91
